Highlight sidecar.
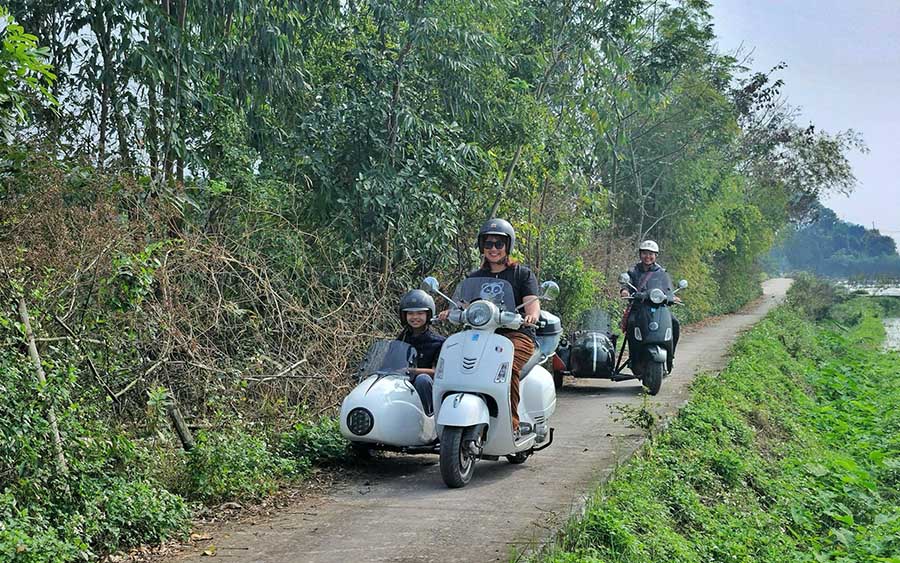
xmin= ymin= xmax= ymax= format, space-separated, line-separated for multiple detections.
xmin=553 ymin=309 xmax=620 ymax=388
xmin=339 ymin=340 xmax=438 ymax=455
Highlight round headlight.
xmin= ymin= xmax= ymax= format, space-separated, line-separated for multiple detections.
xmin=346 ymin=407 xmax=373 ymax=436
xmin=649 ymin=288 xmax=666 ymax=304
xmin=466 ymin=301 xmax=493 ymax=327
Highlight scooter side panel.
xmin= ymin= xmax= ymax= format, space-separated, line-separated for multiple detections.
xmin=340 ymin=374 xmax=436 ymax=447
xmin=521 ymin=365 xmax=557 ymax=422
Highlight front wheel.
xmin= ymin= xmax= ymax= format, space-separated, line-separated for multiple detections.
xmin=642 ymin=361 xmax=664 ymax=396
xmin=440 ymin=427 xmax=475 ymax=488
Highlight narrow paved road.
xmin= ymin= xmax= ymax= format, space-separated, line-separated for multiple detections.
xmin=171 ymin=278 xmax=792 ymax=563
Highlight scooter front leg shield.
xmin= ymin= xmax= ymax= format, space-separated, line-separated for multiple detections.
xmin=647 ymin=344 xmax=668 ymax=364
xmin=437 ymin=393 xmax=490 ymax=427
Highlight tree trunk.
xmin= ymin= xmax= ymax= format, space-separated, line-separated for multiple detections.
xmin=18 ymin=297 xmax=68 ymax=476
xmin=148 ymin=83 xmax=159 ymax=173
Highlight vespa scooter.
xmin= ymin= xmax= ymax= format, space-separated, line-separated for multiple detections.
xmin=617 ymin=272 xmax=688 ymax=395
xmin=422 ymin=275 xmax=561 ymax=488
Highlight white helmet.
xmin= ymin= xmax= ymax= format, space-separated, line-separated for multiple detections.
xmin=639 ymin=240 xmax=659 ymax=253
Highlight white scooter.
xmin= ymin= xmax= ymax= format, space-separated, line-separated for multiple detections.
xmin=339 ymin=339 xmax=438 ymax=457
xmin=423 ymin=275 xmax=562 ymax=488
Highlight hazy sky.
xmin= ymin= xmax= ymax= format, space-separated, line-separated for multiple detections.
xmin=709 ymin=0 xmax=900 ymax=245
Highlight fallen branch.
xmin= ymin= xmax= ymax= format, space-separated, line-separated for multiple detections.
xmin=18 ymin=296 xmax=68 ymax=476
xmin=167 ymin=402 xmax=195 ymax=451
xmin=114 ymin=376 xmax=142 ymax=399
xmin=53 ymin=316 xmax=118 ymax=403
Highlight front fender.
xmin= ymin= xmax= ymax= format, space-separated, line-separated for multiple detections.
xmin=647 ymin=345 xmax=668 ymax=364
xmin=437 ymin=393 xmax=490 ymax=427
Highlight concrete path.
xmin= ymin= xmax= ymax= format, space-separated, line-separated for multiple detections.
xmin=169 ymin=278 xmax=792 ymax=563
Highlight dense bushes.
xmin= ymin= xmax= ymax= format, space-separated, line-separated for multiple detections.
xmin=186 ymin=431 xmax=297 ymax=502
xmin=541 ymin=293 xmax=900 ymax=562
xmin=0 ymin=350 xmax=191 ymax=560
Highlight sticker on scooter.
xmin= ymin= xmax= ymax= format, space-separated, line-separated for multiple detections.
xmin=479 ymin=281 xmax=507 ymax=303
xmin=472 ymin=334 xmax=479 ymax=341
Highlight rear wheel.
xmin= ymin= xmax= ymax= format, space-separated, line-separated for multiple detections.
xmin=440 ymin=427 xmax=475 ymax=488
xmin=643 ymin=361 xmax=664 ymax=395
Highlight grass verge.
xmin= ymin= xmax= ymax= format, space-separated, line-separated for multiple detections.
xmin=537 ymin=291 xmax=900 ymax=563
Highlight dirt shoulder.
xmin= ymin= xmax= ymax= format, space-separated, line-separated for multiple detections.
xmin=160 ymin=278 xmax=792 ymax=563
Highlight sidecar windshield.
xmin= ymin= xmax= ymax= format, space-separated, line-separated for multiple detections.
xmin=577 ymin=309 xmax=611 ymax=332
xmin=356 ymin=340 xmax=418 ymax=378
xmin=452 ymin=277 xmax=516 ymax=312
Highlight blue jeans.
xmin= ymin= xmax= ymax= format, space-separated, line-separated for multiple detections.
xmin=413 ymin=373 xmax=434 ymax=416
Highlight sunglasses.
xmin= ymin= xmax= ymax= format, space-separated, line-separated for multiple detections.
xmin=482 ymin=240 xmax=507 ymax=250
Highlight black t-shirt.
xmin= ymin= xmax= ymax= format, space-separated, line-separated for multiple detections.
xmin=468 ymin=263 xmax=539 ymax=340
xmin=399 ymin=328 xmax=446 ymax=369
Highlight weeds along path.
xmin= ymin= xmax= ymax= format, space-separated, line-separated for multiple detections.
xmin=168 ymin=278 xmax=792 ymax=563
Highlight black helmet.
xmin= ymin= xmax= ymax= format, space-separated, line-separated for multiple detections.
xmin=398 ymin=289 xmax=436 ymax=324
xmin=477 ymin=218 xmax=516 ymax=254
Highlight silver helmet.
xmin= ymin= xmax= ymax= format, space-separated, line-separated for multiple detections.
xmin=639 ymin=240 xmax=659 ymax=254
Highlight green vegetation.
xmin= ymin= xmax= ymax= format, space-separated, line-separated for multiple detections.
xmin=769 ymin=205 xmax=900 ymax=279
xmin=0 ymin=2 xmax=870 ymax=560
xmin=539 ymin=289 xmax=900 ymax=562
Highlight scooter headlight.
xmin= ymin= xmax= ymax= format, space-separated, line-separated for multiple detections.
xmin=346 ymin=407 xmax=374 ymax=436
xmin=649 ymin=288 xmax=666 ymax=304
xmin=466 ymin=301 xmax=493 ymax=327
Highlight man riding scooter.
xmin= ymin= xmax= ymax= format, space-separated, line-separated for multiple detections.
xmin=619 ymin=240 xmax=682 ymax=387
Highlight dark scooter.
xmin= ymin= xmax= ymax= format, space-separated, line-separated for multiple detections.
xmin=617 ymin=272 xmax=687 ymax=394
xmin=553 ymin=275 xmax=687 ymax=395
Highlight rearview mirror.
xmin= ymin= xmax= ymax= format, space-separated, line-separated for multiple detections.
xmin=678 ymin=279 xmax=688 ymax=289
xmin=618 ymin=273 xmax=631 ymax=285
xmin=540 ymin=280 xmax=560 ymax=300
xmin=421 ymin=277 xmax=440 ymax=293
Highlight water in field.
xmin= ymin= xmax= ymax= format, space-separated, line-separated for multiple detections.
xmin=883 ymin=318 xmax=900 ymax=351
xmin=839 ymin=282 xmax=900 ymax=297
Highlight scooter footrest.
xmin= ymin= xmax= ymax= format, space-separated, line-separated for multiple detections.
xmin=532 ymin=428 xmax=554 ymax=452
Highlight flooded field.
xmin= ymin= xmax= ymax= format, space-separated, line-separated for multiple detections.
xmin=837 ymin=282 xmax=900 ymax=297
xmin=884 ymin=318 xmax=900 ymax=351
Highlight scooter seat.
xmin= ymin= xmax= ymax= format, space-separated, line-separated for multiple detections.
xmin=518 ymin=348 xmax=544 ymax=381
